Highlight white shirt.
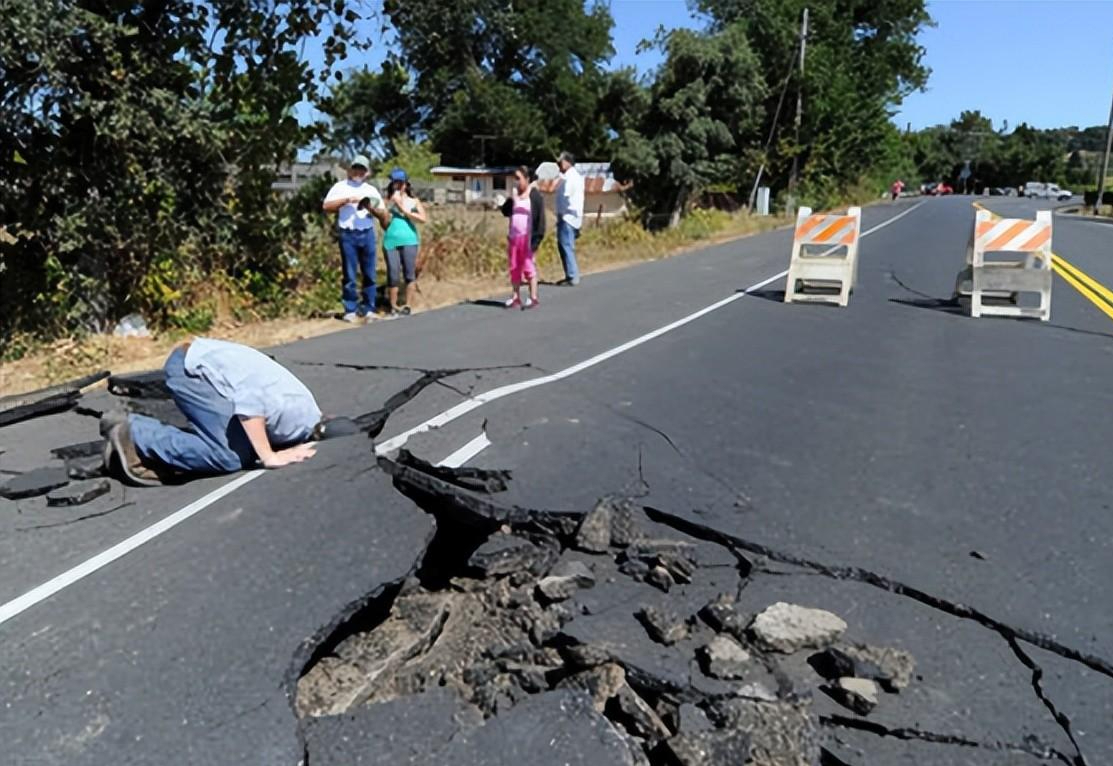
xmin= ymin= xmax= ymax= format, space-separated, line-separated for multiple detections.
xmin=556 ymin=166 xmax=585 ymax=229
xmin=324 ymin=179 xmax=384 ymax=231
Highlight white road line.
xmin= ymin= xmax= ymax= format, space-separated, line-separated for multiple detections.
xmin=0 ymin=471 xmax=263 ymax=626
xmin=436 ymin=433 xmax=491 ymax=468
xmin=0 ymin=201 xmax=924 ymax=629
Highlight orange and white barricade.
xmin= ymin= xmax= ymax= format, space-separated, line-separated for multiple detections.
xmin=784 ymin=206 xmax=861 ymax=307
xmin=967 ymin=209 xmax=1052 ymax=321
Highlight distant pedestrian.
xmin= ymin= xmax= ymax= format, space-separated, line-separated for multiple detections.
xmin=890 ymin=179 xmax=904 ymax=201
xmin=500 ymin=166 xmax=545 ymax=309
xmin=382 ymin=167 xmax=427 ymax=316
xmin=101 ymin=339 xmax=322 ymax=485
xmin=554 ymin=150 xmax=584 ymax=286
xmin=322 ymin=155 xmax=391 ymax=322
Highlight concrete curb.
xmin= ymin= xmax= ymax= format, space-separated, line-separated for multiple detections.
xmin=1054 ymin=207 xmax=1113 ymax=226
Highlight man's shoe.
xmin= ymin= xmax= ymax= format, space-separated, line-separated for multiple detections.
xmin=569 ymin=277 xmax=581 ymax=286
xmin=104 ymin=423 xmax=164 ymax=487
xmin=340 ymin=311 xmax=360 ymax=323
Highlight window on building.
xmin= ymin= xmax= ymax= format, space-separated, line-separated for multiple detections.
xmin=493 ymin=175 xmax=507 ymax=190
xmin=452 ymin=175 xmax=466 ymax=182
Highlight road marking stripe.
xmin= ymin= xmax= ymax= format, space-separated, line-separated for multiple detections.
xmin=1051 ymin=255 xmax=1113 ymax=322
xmin=1051 ymin=262 xmax=1113 ymax=323
xmin=436 ymin=433 xmax=491 ymax=468
xmin=1052 ymin=254 xmax=1113 ymax=307
xmin=0 ymin=471 xmax=264 ymax=626
xmin=0 ymin=200 xmax=924 ymax=628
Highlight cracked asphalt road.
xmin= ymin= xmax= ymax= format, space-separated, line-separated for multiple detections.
xmin=1 ymin=196 xmax=1111 ymax=764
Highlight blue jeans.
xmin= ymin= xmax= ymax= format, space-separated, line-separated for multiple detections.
xmin=557 ymin=220 xmax=580 ymax=282
xmin=129 ymin=348 xmax=255 ymax=474
xmin=339 ymin=228 xmax=377 ymax=314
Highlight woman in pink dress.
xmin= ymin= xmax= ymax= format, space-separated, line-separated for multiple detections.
xmin=499 ymin=166 xmax=546 ymax=309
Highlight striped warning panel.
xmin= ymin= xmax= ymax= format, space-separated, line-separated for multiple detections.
xmin=794 ymin=214 xmax=858 ymax=245
xmin=975 ymin=217 xmax=1051 ymax=252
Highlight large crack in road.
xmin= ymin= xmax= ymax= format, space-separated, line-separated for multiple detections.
xmin=286 ymin=451 xmax=1104 ymax=766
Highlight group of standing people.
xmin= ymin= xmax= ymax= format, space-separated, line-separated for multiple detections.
xmin=321 ymin=150 xmax=586 ymax=319
xmin=322 ymin=155 xmax=427 ymax=321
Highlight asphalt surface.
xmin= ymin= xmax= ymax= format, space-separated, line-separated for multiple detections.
xmin=2 ymin=195 xmax=1112 ymax=764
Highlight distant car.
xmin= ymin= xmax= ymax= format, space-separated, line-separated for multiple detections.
xmin=1047 ymin=184 xmax=1072 ymax=201
xmin=920 ymin=182 xmax=938 ymax=195
xmin=1022 ymin=182 xmax=1072 ymax=201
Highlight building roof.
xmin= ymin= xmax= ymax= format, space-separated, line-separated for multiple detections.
xmin=535 ymin=162 xmax=632 ymax=194
xmin=429 ymin=162 xmax=632 ymax=193
xmin=429 ymin=166 xmax=517 ymax=176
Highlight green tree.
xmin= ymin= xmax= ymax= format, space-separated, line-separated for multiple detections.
xmin=611 ymin=25 xmax=766 ymax=227
xmin=0 ymin=0 xmax=365 ymax=342
xmin=326 ymin=61 xmax=418 ymax=158
xmin=380 ymin=0 xmax=618 ymax=165
xmin=697 ymin=0 xmax=932 ymax=204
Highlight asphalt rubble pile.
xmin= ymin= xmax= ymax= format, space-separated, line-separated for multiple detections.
xmin=296 ymin=466 xmax=916 ymax=766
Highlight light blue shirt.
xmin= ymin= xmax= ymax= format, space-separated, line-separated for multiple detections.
xmin=184 ymin=338 xmax=322 ymax=446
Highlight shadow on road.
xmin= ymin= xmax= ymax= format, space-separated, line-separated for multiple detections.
xmin=889 ymin=297 xmax=1113 ymax=340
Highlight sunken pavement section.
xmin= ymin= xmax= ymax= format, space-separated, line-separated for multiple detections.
xmin=2 ymin=367 xmax=1109 ymax=765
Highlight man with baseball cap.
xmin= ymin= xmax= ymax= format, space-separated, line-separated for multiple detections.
xmin=322 ymin=155 xmax=391 ymax=322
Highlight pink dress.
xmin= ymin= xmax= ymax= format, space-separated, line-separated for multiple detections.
xmin=507 ymin=191 xmax=536 ymax=283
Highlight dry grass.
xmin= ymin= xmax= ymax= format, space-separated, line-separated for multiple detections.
xmin=0 ymin=211 xmax=789 ymax=396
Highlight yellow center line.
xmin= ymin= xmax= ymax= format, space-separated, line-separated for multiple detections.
xmin=1051 ymin=255 xmax=1113 ymax=322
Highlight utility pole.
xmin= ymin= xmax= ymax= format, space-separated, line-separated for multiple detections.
xmin=787 ymin=7 xmax=809 ymax=205
xmin=1096 ymin=76 xmax=1113 ymax=215
xmin=473 ymin=134 xmax=496 ymax=167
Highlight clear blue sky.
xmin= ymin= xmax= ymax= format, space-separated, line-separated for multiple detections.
xmin=301 ymin=0 xmax=1113 ymax=134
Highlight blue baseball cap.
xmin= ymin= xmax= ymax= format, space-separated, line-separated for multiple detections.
xmin=389 ymin=167 xmax=408 ymax=182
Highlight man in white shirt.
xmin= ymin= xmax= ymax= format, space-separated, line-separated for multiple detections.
xmin=554 ymin=151 xmax=585 ymax=286
xmin=322 ymin=155 xmax=391 ymax=321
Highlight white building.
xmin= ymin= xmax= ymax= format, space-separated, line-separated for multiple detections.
xmin=429 ymin=163 xmax=632 ymax=218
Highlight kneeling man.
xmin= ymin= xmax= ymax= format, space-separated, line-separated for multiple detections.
xmin=103 ymin=338 xmax=321 ymax=485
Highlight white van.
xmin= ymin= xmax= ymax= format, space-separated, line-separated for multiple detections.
xmin=1022 ymin=182 xmax=1072 ymax=201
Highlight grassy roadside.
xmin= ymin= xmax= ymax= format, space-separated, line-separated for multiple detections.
xmin=0 ymin=209 xmax=790 ymax=396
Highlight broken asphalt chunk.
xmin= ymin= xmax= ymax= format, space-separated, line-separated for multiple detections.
xmin=575 ymin=500 xmax=612 ymax=552
xmin=711 ymin=697 xmax=820 ymax=766
xmin=840 ymin=644 xmax=914 ymax=692
xmin=698 ymin=595 xmax=749 ymax=640
xmin=537 ymin=559 xmax=596 ymax=601
xmin=750 ymin=602 xmax=847 ymax=654
xmin=468 ymin=533 xmax=555 ymax=578
xmin=0 ymin=466 xmax=71 ymax=500
xmin=661 ymin=728 xmax=751 ymax=766
xmin=611 ymin=683 xmax=671 ymax=741
xmin=107 ymin=369 xmax=171 ymax=399
xmin=46 ymin=479 xmax=111 ymax=507
xmin=65 ymin=454 xmax=106 ymax=480
xmin=637 ymin=607 xmax=689 ymax=646
xmin=395 ymin=449 xmax=512 ymax=494
xmin=556 ymin=663 xmax=627 ymax=712
xmin=808 ymin=644 xmax=914 ymax=694
xmin=676 ymin=702 xmax=713 ymax=734
xmin=827 ymin=677 xmax=879 ymax=716
xmin=699 ymin=636 xmax=751 ymax=680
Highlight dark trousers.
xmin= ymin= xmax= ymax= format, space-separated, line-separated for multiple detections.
xmin=339 ymin=228 xmax=377 ymax=314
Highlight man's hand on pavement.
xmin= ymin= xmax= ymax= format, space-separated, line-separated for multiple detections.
xmin=261 ymin=443 xmax=317 ymax=469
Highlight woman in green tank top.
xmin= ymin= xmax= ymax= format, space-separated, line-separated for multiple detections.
xmin=382 ymin=167 xmax=427 ymax=315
